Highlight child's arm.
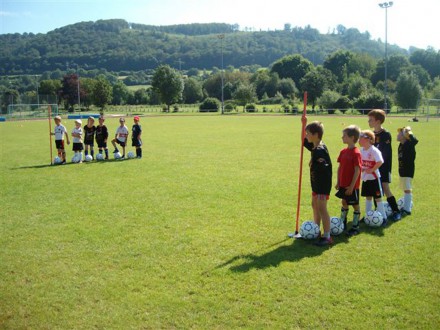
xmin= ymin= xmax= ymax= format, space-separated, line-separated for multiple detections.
xmin=65 ymin=132 xmax=70 ymax=144
xmin=365 ymin=161 xmax=383 ymax=175
xmin=346 ymin=166 xmax=360 ymax=195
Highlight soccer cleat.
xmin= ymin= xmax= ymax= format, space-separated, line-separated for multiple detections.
xmin=346 ymin=227 xmax=360 ymax=237
xmin=392 ymin=211 xmax=402 ymax=221
xmin=343 ymin=219 xmax=347 ymax=230
xmin=113 ymin=149 xmax=118 ymax=153
xmin=381 ymin=218 xmax=388 ymax=227
xmin=314 ymin=236 xmax=333 ymax=247
xmin=401 ymin=210 xmax=411 ymax=217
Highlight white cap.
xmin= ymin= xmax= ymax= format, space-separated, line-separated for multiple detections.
xmin=75 ymin=119 xmax=82 ymax=124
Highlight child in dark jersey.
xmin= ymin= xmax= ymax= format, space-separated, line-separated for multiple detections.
xmin=132 ymin=116 xmax=142 ymax=159
xmin=368 ymin=109 xmax=401 ymax=221
xmin=302 ymin=119 xmax=333 ymax=246
xmin=83 ymin=116 xmax=96 ymax=160
xmin=95 ymin=116 xmax=109 ymax=159
xmin=397 ymin=126 xmax=418 ymax=216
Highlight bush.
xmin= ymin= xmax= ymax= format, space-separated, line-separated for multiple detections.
xmin=245 ymin=103 xmax=257 ymax=112
xmin=334 ymin=96 xmax=352 ymax=114
xmin=224 ymin=102 xmax=236 ymax=112
xmin=199 ymin=97 xmax=220 ymax=112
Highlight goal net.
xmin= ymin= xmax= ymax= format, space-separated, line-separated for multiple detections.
xmin=7 ymin=103 xmax=59 ymax=120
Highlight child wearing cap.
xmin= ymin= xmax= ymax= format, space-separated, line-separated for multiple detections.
xmin=51 ymin=116 xmax=70 ymax=164
xmin=95 ymin=115 xmax=109 ymax=159
xmin=111 ymin=117 xmax=129 ymax=159
xmin=397 ymin=126 xmax=418 ymax=216
xmin=349 ymin=129 xmax=387 ymax=236
xmin=83 ymin=116 xmax=96 ymax=160
xmin=72 ymin=119 xmax=84 ymax=163
xmin=132 ymin=116 xmax=142 ymax=158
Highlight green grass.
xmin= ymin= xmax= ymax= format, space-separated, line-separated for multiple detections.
xmin=1 ymin=115 xmax=439 ymax=328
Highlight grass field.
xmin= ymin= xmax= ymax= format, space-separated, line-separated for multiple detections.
xmin=1 ymin=114 xmax=439 ymax=329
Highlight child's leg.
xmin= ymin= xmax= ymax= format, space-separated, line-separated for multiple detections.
xmin=311 ymin=197 xmax=320 ymax=227
xmin=90 ymin=146 xmax=94 ymax=158
xmin=340 ymin=200 xmax=349 ymax=228
xmin=105 ymin=147 xmax=109 ymax=159
xmin=352 ymin=204 xmax=361 ymax=227
xmin=85 ymin=145 xmax=89 ymax=156
xmin=383 ymin=182 xmax=399 ymax=213
xmin=122 ymin=146 xmax=125 ymax=157
xmin=316 ymin=198 xmax=330 ymax=238
xmin=136 ymin=146 xmax=142 ymax=158
xmin=112 ymin=139 xmax=118 ymax=152
xmin=375 ymin=198 xmax=387 ymax=219
xmin=403 ymin=189 xmax=412 ymax=213
xmin=365 ymin=197 xmax=373 ymax=213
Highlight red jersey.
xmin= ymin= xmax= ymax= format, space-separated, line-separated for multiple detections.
xmin=337 ymin=147 xmax=362 ymax=189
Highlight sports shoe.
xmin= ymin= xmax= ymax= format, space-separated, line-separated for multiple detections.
xmin=346 ymin=227 xmax=360 ymax=237
xmin=314 ymin=236 xmax=333 ymax=247
xmin=401 ymin=210 xmax=411 ymax=217
xmin=392 ymin=211 xmax=402 ymax=221
xmin=113 ymin=149 xmax=119 ymax=153
xmin=381 ymin=218 xmax=388 ymax=227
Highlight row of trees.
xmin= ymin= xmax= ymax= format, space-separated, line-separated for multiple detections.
xmin=1 ymin=49 xmax=439 ymax=114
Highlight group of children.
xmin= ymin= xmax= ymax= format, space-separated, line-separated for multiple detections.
xmin=51 ymin=115 xmax=142 ymax=164
xmin=303 ymin=109 xmax=418 ymax=247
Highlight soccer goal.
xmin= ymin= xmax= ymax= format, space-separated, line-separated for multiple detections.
xmin=423 ymin=98 xmax=440 ymax=122
xmin=7 ymin=103 xmax=59 ymax=120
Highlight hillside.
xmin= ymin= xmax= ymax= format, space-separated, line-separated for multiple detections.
xmin=0 ymin=19 xmax=408 ymax=75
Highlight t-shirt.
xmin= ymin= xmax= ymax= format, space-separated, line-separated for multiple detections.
xmin=304 ymin=139 xmax=332 ymax=195
xmin=83 ymin=125 xmax=96 ymax=144
xmin=337 ymin=147 xmax=362 ymax=189
xmin=398 ymin=135 xmax=418 ymax=178
xmin=360 ymin=145 xmax=383 ymax=181
xmin=95 ymin=125 xmax=108 ymax=142
xmin=374 ymin=129 xmax=392 ymax=174
xmin=72 ymin=127 xmax=83 ymax=143
xmin=54 ymin=124 xmax=67 ymax=140
xmin=132 ymin=124 xmax=142 ymax=140
xmin=115 ymin=125 xmax=129 ymax=142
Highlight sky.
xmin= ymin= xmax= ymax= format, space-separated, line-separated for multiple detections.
xmin=0 ymin=0 xmax=438 ymax=50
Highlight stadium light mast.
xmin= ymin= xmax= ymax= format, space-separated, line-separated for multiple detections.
xmin=217 ymin=34 xmax=225 ymax=115
xmin=77 ymin=65 xmax=81 ymax=111
xmin=35 ymin=75 xmax=40 ymax=109
xmin=379 ymin=1 xmax=393 ymax=112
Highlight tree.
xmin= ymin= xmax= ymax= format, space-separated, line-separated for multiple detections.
xmin=271 ymin=54 xmax=313 ymax=90
xmin=371 ymin=54 xmax=411 ymax=85
xmin=318 ymin=90 xmax=341 ymax=113
xmin=232 ymin=83 xmax=257 ymax=109
xmin=347 ymin=74 xmax=372 ymax=99
xmin=278 ymin=78 xmax=297 ymax=99
xmin=93 ymin=76 xmax=112 ymax=109
xmin=395 ymin=72 xmax=422 ymax=110
xmin=39 ymin=79 xmax=62 ymax=96
xmin=61 ymin=74 xmax=85 ymax=111
xmin=112 ymin=81 xmax=130 ymax=105
xmin=323 ymin=50 xmax=353 ymax=83
xmin=183 ymin=77 xmax=203 ymax=103
xmin=151 ymin=65 xmax=184 ymax=111
xmin=300 ymin=70 xmax=326 ymax=109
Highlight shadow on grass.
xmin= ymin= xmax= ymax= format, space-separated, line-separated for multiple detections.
xmin=11 ymin=158 xmax=135 ymax=170
xmin=213 ymin=235 xmax=350 ymax=273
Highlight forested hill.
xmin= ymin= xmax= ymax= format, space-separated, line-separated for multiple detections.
xmin=0 ymin=19 xmax=409 ymax=75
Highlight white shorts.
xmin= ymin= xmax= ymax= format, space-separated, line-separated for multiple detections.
xmin=400 ymin=177 xmax=412 ymax=191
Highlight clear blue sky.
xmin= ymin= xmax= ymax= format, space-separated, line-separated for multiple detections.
xmin=1 ymin=0 xmax=438 ymax=50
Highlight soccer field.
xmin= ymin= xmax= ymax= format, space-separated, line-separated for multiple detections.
xmin=1 ymin=114 xmax=439 ymax=328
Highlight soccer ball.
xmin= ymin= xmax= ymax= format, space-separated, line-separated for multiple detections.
xmin=114 ymin=152 xmax=122 ymax=159
xmin=53 ymin=156 xmax=62 ymax=165
xmin=382 ymin=202 xmax=393 ymax=217
xmin=84 ymin=154 xmax=93 ymax=162
xmin=71 ymin=154 xmax=80 ymax=163
xmin=127 ymin=151 xmax=135 ymax=159
xmin=330 ymin=216 xmax=344 ymax=236
xmin=397 ymin=197 xmax=413 ymax=211
xmin=96 ymin=153 xmax=104 ymax=161
xmin=364 ymin=210 xmax=384 ymax=227
xmin=299 ymin=221 xmax=320 ymax=239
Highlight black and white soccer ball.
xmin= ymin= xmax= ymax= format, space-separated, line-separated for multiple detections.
xmin=364 ymin=210 xmax=384 ymax=227
xmin=96 ymin=153 xmax=104 ymax=161
xmin=53 ymin=156 xmax=62 ymax=165
xmin=300 ymin=221 xmax=320 ymax=239
xmin=71 ymin=154 xmax=81 ymax=163
xmin=84 ymin=154 xmax=93 ymax=162
xmin=127 ymin=151 xmax=135 ymax=159
xmin=330 ymin=216 xmax=344 ymax=236
xmin=114 ymin=152 xmax=122 ymax=160
xmin=397 ymin=197 xmax=413 ymax=211
xmin=382 ymin=202 xmax=393 ymax=217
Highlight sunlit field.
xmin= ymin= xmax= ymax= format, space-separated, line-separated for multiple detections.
xmin=1 ymin=113 xmax=439 ymax=328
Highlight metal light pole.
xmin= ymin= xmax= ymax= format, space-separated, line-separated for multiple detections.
xmin=35 ymin=75 xmax=40 ymax=109
xmin=217 ymin=34 xmax=225 ymax=114
xmin=379 ymin=1 xmax=393 ymax=112
xmin=77 ymin=65 xmax=81 ymax=111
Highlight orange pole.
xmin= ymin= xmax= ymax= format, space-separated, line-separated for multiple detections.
xmin=48 ymin=105 xmax=53 ymax=164
xmin=295 ymin=92 xmax=307 ymax=234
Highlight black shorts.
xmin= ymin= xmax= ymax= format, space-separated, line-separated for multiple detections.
xmin=361 ymin=179 xmax=383 ymax=198
xmin=132 ymin=138 xmax=142 ymax=147
xmin=97 ymin=140 xmax=107 ymax=149
xmin=72 ymin=142 xmax=84 ymax=151
xmin=115 ymin=139 xmax=126 ymax=147
xmin=84 ymin=140 xmax=94 ymax=147
xmin=335 ymin=188 xmax=359 ymax=205
xmin=55 ymin=140 xmax=65 ymax=150
xmin=379 ymin=168 xmax=391 ymax=183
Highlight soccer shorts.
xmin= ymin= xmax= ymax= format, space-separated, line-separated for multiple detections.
xmin=97 ymin=141 xmax=107 ymax=149
xmin=335 ymin=188 xmax=359 ymax=205
xmin=115 ymin=139 xmax=126 ymax=147
xmin=312 ymin=192 xmax=329 ymax=200
xmin=72 ymin=142 xmax=84 ymax=151
xmin=55 ymin=140 xmax=65 ymax=150
xmin=84 ymin=140 xmax=94 ymax=147
xmin=361 ymin=179 xmax=383 ymax=198
xmin=399 ymin=177 xmax=412 ymax=190
xmin=132 ymin=138 xmax=142 ymax=147
xmin=378 ymin=167 xmax=391 ymax=183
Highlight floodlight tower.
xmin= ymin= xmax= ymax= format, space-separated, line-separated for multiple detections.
xmin=77 ymin=65 xmax=81 ymax=111
xmin=379 ymin=1 xmax=393 ymax=111
xmin=217 ymin=34 xmax=225 ymax=114
xmin=35 ymin=75 xmax=40 ymax=108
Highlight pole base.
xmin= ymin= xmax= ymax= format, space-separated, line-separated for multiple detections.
xmin=288 ymin=232 xmax=302 ymax=239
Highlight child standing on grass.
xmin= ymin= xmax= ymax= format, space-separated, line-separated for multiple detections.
xmin=95 ymin=115 xmax=109 ymax=159
xmin=51 ymin=115 xmax=70 ymax=164
xmin=83 ymin=116 xmax=96 ymax=160
xmin=302 ymin=118 xmax=333 ymax=246
xmin=368 ymin=109 xmax=401 ymax=221
xmin=111 ymin=117 xmax=129 ymax=159
xmin=335 ymin=125 xmax=362 ymax=231
xmin=71 ymin=119 xmax=83 ymax=163
xmin=350 ymin=130 xmax=387 ymax=236
xmin=397 ymin=126 xmax=418 ymax=216
xmin=132 ymin=116 xmax=142 ymax=158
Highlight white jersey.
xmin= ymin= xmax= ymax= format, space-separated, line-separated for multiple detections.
xmin=360 ymin=145 xmax=384 ymax=181
xmin=54 ymin=124 xmax=67 ymax=140
xmin=115 ymin=125 xmax=129 ymax=142
xmin=72 ymin=127 xmax=83 ymax=143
